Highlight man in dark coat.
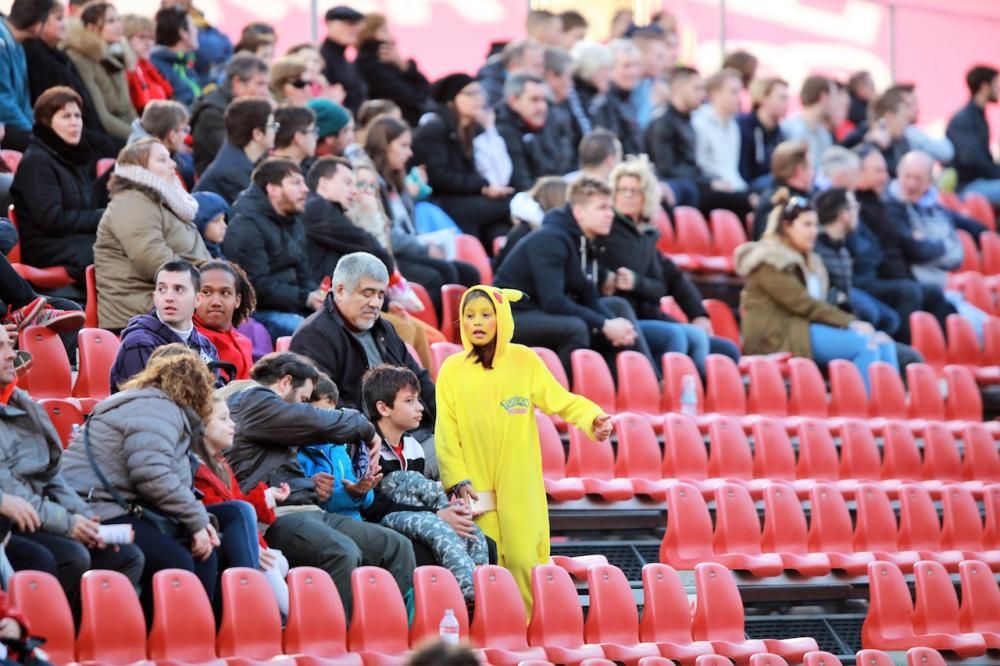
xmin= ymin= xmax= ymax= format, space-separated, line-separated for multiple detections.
xmin=355 ymin=34 xmax=430 ymax=126
xmin=319 ymin=6 xmax=367 ymax=113
xmin=194 ymin=97 xmax=273 ymax=205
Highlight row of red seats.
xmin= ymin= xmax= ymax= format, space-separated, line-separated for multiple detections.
xmin=954 ymin=229 xmax=1000 ymax=274
xmin=863 ymin=559 xmax=1000 ymax=658
xmin=940 ymin=190 xmax=997 ymax=232
xmin=910 ymin=309 xmax=1000 ymax=382
xmin=662 ymin=480 xmax=1000 ymax=577
xmin=654 ymin=207 xmax=747 ymax=274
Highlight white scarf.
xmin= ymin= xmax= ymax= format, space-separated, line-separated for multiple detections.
xmin=113 ymin=163 xmax=199 ymax=223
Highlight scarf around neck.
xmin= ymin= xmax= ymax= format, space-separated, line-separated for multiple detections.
xmin=113 ymin=163 xmax=199 ymax=223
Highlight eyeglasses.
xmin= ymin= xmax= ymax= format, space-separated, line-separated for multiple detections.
xmin=289 ymin=79 xmax=309 ymax=89
xmin=616 ymin=187 xmax=643 ymax=197
xmin=302 ymin=125 xmax=319 ymax=136
xmin=459 ymin=88 xmax=485 ymax=98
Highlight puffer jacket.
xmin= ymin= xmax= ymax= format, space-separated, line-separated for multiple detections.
xmin=63 ymin=21 xmax=137 ymax=140
xmin=733 ymin=237 xmax=854 ymax=357
xmin=61 ymin=388 xmax=210 ymax=533
xmin=0 ymin=388 xmax=93 ymax=537
xmin=495 ymin=101 xmax=574 ymax=192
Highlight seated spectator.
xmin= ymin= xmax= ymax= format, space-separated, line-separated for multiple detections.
xmin=568 ymin=41 xmax=613 ymax=144
xmin=194 ymin=259 xmax=256 ymax=382
xmin=847 ymin=70 xmax=875 ymax=128
xmin=780 ymin=75 xmax=835 ymax=169
xmin=355 ymin=13 xmax=430 ymax=126
xmin=646 ymin=66 xmax=754 ymax=219
xmin=320 ymin=6 xmax=366 ymax=112
xmin=223 ymin=159 xmax=323 ymax=339
xmin=843 ymin=87 xmax=911 ymax=175
xmin=542 ymin=47 xmax=584 ymax=165
xmin=493 ymin=176 xmax=660 ymax=377
xmin=411 ymin=74 xmax=513 ymax=250
xmin=722 ymin=49 xmax=758 ymax=93
xmin=95 ymin=139 xmax=210 ymax=331
xmin=600 ymin=157 xmax=741 ymax=374
xmin=10 ymin=86 xmax=105 ymax=284
xmin=270 ymin=57 xmax=312 ymax=106
xmin=272 ymin=105 xmax=318 ymax=171
xmin=289 ymin=252 xmax=440 ymax=475
xmin=0 ymin=324 xmax=142 ymax=618
xmin=0 ymin=0 xmax=42 ymax=151
xmin=737 ymin=76 xmax=788 ymax=191
xmin=693 ymin=68 xmax=748 ymax=192
xmin=0 ymin=254 xmax=85 ymax=335
xmin=286 ymin=42 xmax=343 ymax=101
xmin=191 ymin=53 xmax=268 ymax=176
xmin=590 ymin=39 xmax=643 ymax=156
xmin=233 ymin=23 xmax=275 ymax=63
xmin=122 ymin=14 xmax=171 ymax=113
xmin=558 ymin=9 xmax=588 ymax=49
xmin=566 ymin=127 xmax=623 ymax=183
xmin=525 ymin=9 xmax=562 ymax=45
xmin=64 ymin=2 xmax=138 ymax=141
xmin=62 ymin=350 xmax=227 ymax=616
xmin=734 ymin=189 xmax=898 ymax=393
xmin=195 ymin=97 xmax=275 ymax=205
xmin=110 ymin=260 xmax=219 ymax=390
xmin=170 ymin=0 xmax=232 ymax=87
xmin=223 ymin=351 xmax=415 ymax=615
xmin=307 ymin=98 xmax=355 ymax=158
xmin=891 ymin=83 xmax=954 ymax=164
xmin=149 ymin=6 xmax=200 ymax=108
xmin=752 ymin=139 xmax=814 ymax=240
xmin=497 ymin=176 xmax=568 ymax=269
xmin=192 ymin=190 xmax=229 ymax=258
xmin=631 ymin=29 xmax=677 ymax=129
xmin=127 ymin=99 xmax=195 ymax=188
xmin=947 ymin=64 xmax=1000 ymax=207
xmin=477 ymin=39 xmax=545 ymax=108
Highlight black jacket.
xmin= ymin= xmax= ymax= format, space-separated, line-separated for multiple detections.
xmin=320 ymin=38 xmax=367 ymax=113
xmin=646 ymin=104 xmax=707 ymax=184
xmin=302 ymin=193 xmax=394 ymax=283
xmin=946 ymin=100 xmax=1000 ymax=188
xmin=355 ymin=40 xmax=430 ymax=126
xmin=193 ymin=142 xmax=255 ymax=205
xmin=493 ymin=204 xmax=613 ymax=333
xmin=223 ymin=184 xmax=315 ymax=313
xmin=591 ymin=83 xmax=642 ymax=156
xmin=289 ymin=295 xmax=436 ymax=430
xmin=411 ymin=109 xmax=489 ymax=196
xmin=735 ymin=111 xmax=784 ymax=185
xmin=814 ymin=232 xmax=853 ymax=308
xmin=190 ymin=87 xmax=230 ymax=176
xmin=225 ymin=384 xmax=375 ymax=501
xmin=9 ymin=124 xmax=104 ymax=281
xmin=495 ymin=101 xmax=574 ymax=192
xmin=855 ymin=188 xmax=916 ymax=280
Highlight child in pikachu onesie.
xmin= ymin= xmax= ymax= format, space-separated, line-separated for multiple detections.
xmin=435 ymin=285 xmax=614 ymax=611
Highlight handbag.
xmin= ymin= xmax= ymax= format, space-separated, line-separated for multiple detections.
xmin=82 ymin=419 xmax=185 ymax=540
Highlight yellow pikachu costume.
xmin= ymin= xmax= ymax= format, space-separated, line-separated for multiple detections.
xmin=435 ymin=286 xmax=604 ymax=611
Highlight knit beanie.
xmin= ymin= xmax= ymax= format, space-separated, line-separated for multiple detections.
xmin=307 ymin=98 xmax=351 ymax=139
xmin=192 ymin=191 xmax=231 ymax=234
xmin=430 ymin=73 xmax=475 ymax=105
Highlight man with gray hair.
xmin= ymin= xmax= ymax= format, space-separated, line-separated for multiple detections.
xmin=289 ymin=252 xmax=439 ymax=476
xmin=477 ymin=38 xmax=545 ymax=108
xmin=817 ymin=145 xmax=861 ymax=189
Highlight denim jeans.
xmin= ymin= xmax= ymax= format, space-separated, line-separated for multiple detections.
xmin=849 ymin=287 xmax=900 ymax=337
xmin=207 ymin=500 xmax=260 ymax=570
xmin=809 ymin=323 xmax=899 ymax=394
xmin=254 ymin=310 xmax=305 ymax=341
xmin=962 ymin=178 xmax=1000 ymax=207
xmin=639 ymin=320 xmax=710 ymax=376
xmin=854 ymin=279 xmax=923 ymax=343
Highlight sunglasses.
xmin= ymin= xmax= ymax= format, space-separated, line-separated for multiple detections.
xmin=783 ymin=195 xmax=813 ymax=218
xmin=289 ymin=79 xmax=309 ymax=89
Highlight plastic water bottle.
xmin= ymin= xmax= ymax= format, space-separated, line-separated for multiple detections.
xmin=439 ymin=608 xmax=460 ymax=645
xmin=680 ymin=375 xmax=698 ymax=416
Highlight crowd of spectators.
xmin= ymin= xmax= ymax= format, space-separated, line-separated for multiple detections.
xmin=1 ymin=0 xmax=999 ymax=623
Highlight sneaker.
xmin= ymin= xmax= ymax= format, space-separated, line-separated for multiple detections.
xmin=13 ymin=350 xmax=31 ymax=378
xmin=32 ymin=304 xmax=85 ymax=334
xmin=4 ymin=297 xmax=45 ymax=332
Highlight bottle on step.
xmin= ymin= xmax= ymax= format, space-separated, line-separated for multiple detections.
xmin=439 ymin=608 xmax=460 ymax=645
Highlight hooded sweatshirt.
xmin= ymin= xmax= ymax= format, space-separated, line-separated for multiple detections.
xmin=435 ymin=285 xmax=603 ymax=611
xmin=110 ymin=313 xmax=220 ymax=391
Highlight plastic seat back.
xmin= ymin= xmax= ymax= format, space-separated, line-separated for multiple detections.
xmin=708 ymin=414 xmax=754 ymax=481
xmin=584 ymin=564 xmax=643 ymax=646
xmin=660 ymin=295 xmax=690 ymax=322
xmin=0 ymin=149 xmax=22 ymax=172
xmin=529 ymin=564 xmax=587 ymax=649
xmin=674 ymin=206 xmax=713 ymax=255
xmin=981 ymin=229 xmax=1000 ymax=274
xmin=807 ymin=482 xmax=856 ymax=555
xmin=615 ymin=412 xmax=664 ymax=481
xmin=617 ymin=350 xmax=661 ymax=415
xmin=39 ymin=398 xmax=83 ymax=449
xmin=940 ymin=483 xmax=986 ymax=551
xmin=944 ymin=364 xmax=982 ymax=422
xmin=802 ymin=652 xmax=844 ymax=666
xmin=348 ymin=566 xmax=410 ymax=655
xmin=788 ymin=357 xmax=828 ymax=417
xmin=854 ymin=483 xmax=900 ymax=552
xmin=910 ymin=312 xmax=948 ymax=371
xmin=828 ymin=359 xmax=868 ymax=418
xmin=663 ymin=351 xmax=705 ymax=413
xmin=752 ymin=417 xmax=797 ymax=482
xmin=538 ymin=411 xmax=569 ymax=481
xmin=855 ymin=650 xmax=895 ymax=666
xmin=982 ymin=301 xmax=1000 ymax=361
xmin=705 ymin=353 xmax=746 ymax=415
xmin=749 ymin=656 xmax=790 ymax=666
xmin=663 ymin=413 xmax=710 ymax=480
xmin=962 ymin=423 xmax=1000 ymax=482
xmin=440 ymin=283 xmax=465 ymax=343
xmin=913 ymin=561 xmax=962 ymax=635
xmin=921 ymin=423 xmax=963 ymax=482
xmin=906 ymin=647 xmax=948 ymax=666
xmin=284 ymin=567 xmax=352 ymax=657
xmin=471 ymin=565 xmax=532 ymax=650
xmin=408 ymin=282 xmax=439 ymax=330
xmin=956 ymin=228 xmax=981 ymax=272
xmin=862 ymin=561 xmax=916 ymax=646
xmin=639 ymin=563 xmax=697 ymax=644
xmin=869 ymin=361 xmax=909 ymax=419
xmin=984 ymin=484 xmax=1000 ymax=550
xmin=429 ymin=341 xmax=463 ymax=381
xmin=761 ymin=482 xmax=809 ymax=555
xmin=796 ymin=419 xmax=839 ymax=482
xmin=217 ymin=568 xmax=285 ymax=659
xmin=897 ymin=484 xmax=944 ymax=552
xmin=571 ymin=349 xmax=617 ymax=414
xmin=661 ymin=481 xmax=715 ymax=565
xmin=955 ymin=274 xmax=996 ymax=315
xmin=703 ymin=299 xmax=741 ymax=350
xmin=958 ymin=559 xmax=1000 ymax=634
xmin=746 ymin=356 xmax=788 ymax=416
xmin=8 ymin=571 xmax=75 ymax=665
xmin=906 ymin=363 xmax=946 ymax=421
xmin=77 ymin=569 xmax=149 ymax=664
xmin=839 ymin=420 xmax=882 ymax=482
xmin=18 ymin=325 xmax=72 ymax=398
xmin=691 ymin=562 xmax=746 ymax=642
xmin=713 ymin=481 xmax=768 ymax=560
xmin=84 ymin=263 xmax=98 ymax=328
xmin=710 ymin=209 xmax=748 ymax=259
xmin=74 ymin=327 xmax=120 ymax=400
xmin=962 ymin=192 xmax=996 ymax=231
xmin=533 ymin=346 xmax=569 ymax=389
xmin=882 ymin=422 xmax=924 ymax=482
xmin=566 ymin=424 xmax=618 ymax=481
xmin=412 ymin=566 xmax=469 ymax=646
xmin=454 ymin=234 xmax=492 ymax=284
xmin=149 ymin=568 xmax=219 ymax=663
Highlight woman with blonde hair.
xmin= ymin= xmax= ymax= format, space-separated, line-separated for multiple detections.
xmin=94 ymin=138 xmax=210 ymax=330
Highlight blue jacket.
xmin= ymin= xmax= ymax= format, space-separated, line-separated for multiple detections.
xmin=297 ymin=444 xmax=373 ymax=520
xmin=149 ymin=46 xmax=202 ymax=108
xmin=110 ymin=314 xmax=220 ymax=391
xmin=0 ymin=17 xmax=32 ymax=130
xmin=194 ymin=142 xmax=255 ymax=205
xmin=736 ymin=112 xmax=784 ymax=185
xmin=946 ymin=100 xmax=1000 ymax=188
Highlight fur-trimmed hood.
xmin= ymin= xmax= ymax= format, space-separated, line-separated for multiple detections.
xmin=63 ymin=18 xmax=134 ymax=70
xmin=733 ymin=237 xmax=828 ymax=286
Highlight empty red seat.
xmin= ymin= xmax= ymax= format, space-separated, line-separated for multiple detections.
xmin=712 ymin=482 xmax=785 ymax=577
xmin=440 ymin=283 xmax=465 ymax=343
xmin=275 ymin=336 xmax=291 ymax=352
xmin=410 ymin=566 xmax=468 ymax=647
xmin=956 ymin=229 xmax=981 ymax=273
xmin=694 ymin=657 xmax=736 ymax=666
xmin=565 ymin=424 xmax=634 ymax=501
xmin=348 ymin=567 xmax=410 ymax=665
xmin=709 ymin=209 xmax=747 ymax=262
xmin=638 ymin=564 xmax=715 ymax=665
xmin=787 ymin=357 xmax=828 ymax=418
xmin=662 ymin=352 xmax=707 ymax=418
xmin=661 ymin=481 xmax=716 ymax=570
xmin=982 ymin=229 xmax=1000 ymax=274
xmin=8 ymin=571 xmax=75 ymax=666
xmin=912 ymin=561 xmax=988 ymax=657
xmin=616 ymin=351 xmax=664 ymax=423
xmin=945 ymin=315 xmax=992 ymax=377
xmin=905 ymin=647 xmax=948 ymax=666
xmin=537 ymin=412 xmax=586 ymax=501
xmin=760 ymin=482 xmax=832 ymax=576
xmin=284 ymin=567 xmax=361 ymax=666
xmin=958 ymin=559 xmax=1000 ymax=649
xmin=882 ymin=423 xmax=939 ymax=494
xmin=534 ymin=346 xmax=569 ymax=389
xmin=962 ymin=423 xmax=1000 ymax=482
xmin=703 ymin=299 xmax=741 ymax=351
xmin=869 ymin=361 xmax=922 ymax=429
xmin=77 ymin=569 xmax=155 ymax=666
xmin=806 ymin=482 xmax=876 ymax=575
xmin=472 ymin=566 xmax=548 ymax=665
xmin=662 ymin=413 xmax=725 ymax=497
xmin=584 ymin=564 xmax=662 ymax=665
xmin=745 ymin=356 xmax=790 ymax=419
xmin=528 ymin=564 xmax=605 ymax=665
xmin=429 ymin=341 xmax=462 ymax=381
xmin=148 ymin=569 xmax=226 ymax=666
xmin=407 ymin=282 xmax=438 ymax=331
xmin=961 ymin=192 xmax=996 ymax=231
xmin=910 ymin=313 xmax=948 ymax=374
xmin=571 ymin=349 xmax=617 ymax=415
xmin=614 ymin=413 xmax=671 ymax=500
xmin=940 ymin=483 xmax=1000 ymax=570
xmin=984 ymin=484 xmax=1000 ymax=549
xmin=921 ymin=424 xmax=983 ymax=494
xmin=84 ymin=263 xmax=98 ymax=328
xmin=708 ymin=415 xmax=768 ymax=498
xmin=944 ymin=364 xmax=995 ymax=422
xmin=854 ymin=483 xmax=920 ymax=572
xmin=802 ymin=652 xmax=843 ymax=666
xmin=549 ymin=554 xmax=609 ymax=581
xmin=704 ymin=354 xmax=747 ymax=417
xmin=18 ymin=325 xmax=73 ymax=399
xmin=217 ymin=568 xmax=296 ymax=666
xmin=840 ymin=420 xmax=894 ymax=493
xmin=39 ymin=398 xmax=83 ymax=448
xmin=74 ymin=327 xmax=120 ymax=400
xmin=827 ymin=360 xmax=869 ymax=420
xmin=896 ymin=484 xmax=963 ymax=570
xmin=854 ymin=650 xmax=894 ymax=666
xmin=750 ymin=418 xmax=801 ymax=492
xmin=454 ymin=234 xmax=492 ymax=284
xmin=673 ymin=207 xmax=713 ymax=266
xmin=906 ymin=363 xmax=949 ymax=424
xmin=747 ymin=656 xmax=789 ymax=666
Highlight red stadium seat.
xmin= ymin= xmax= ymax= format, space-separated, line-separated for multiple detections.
xmin=662 ymin=352 xmax=706 ymax=416
xmin=407 ymin=282 xmax=439 ymax=331
xmin=440 ymin=283 xmax=465 ymax=343
xmin=943 ymin=364 xmax=989 ymax=421
xmin=660 ymin=481 xmax=718 ymax=570
xmin=18 ymin=325 xmax=72 ymax=399
xmin=284 ymin=567 xmax=361 ymax=666
xmin=709 ymin=209 xmax=747 ymax=261
xmin=565 ymin=424 xmax=635 ymax=501
xmin=77 ymin=569 xmax=155 ymax=666
xmin=912 ymin=561 xmax=988 ymax=657
xmin=945 ymin=316 xmax=1000 ymax=383
xmin=537 ymin=411 xmax=586 ymax=501
xmin=802 ymin=652 xmax=844 ymax=666
xmin=787 ymin=357 xmax=828 ymax=418
xmin=660 ymin=296 xmax=690 ymax=322
xmin=712 ymin=482 xmax=785 ymax=576
xmin=854 ymin=650 xmax=895 ymax=666
xmin=956 ymin=229 xmax=981 ymax=273
xmin=217 ymin=568 xmax=296 ymax=666
xmin=405 ymin=343 xmax=422 ymax=368
xmin=896 ymin=484 xmax=963 ymax=570
xmin=584 ymin=564 xmax=662 ymax=665
xmin=410 ymin=566 xmax=469 ymax=648
xmin=275 ymin=336 xmax=291 ymax=352
xmin=840 ymin=421 xmax=893 ymax=492
xmin=906 ymin=647 xmax=948 ymax=666
xmin=905 ymin=363 xmax=947 ymax=422
xmin=854 ymin=483 xmax=921 ymax=572
xmin=868 ymin=361 xmax=918 ymax=425
xmin=980 ymin=230 xmax=1000 ymax=274
xmin=652 ymin=207 xmax=674 ymax=255
xmin=750 ymin=417 xmax=798 ymax=487
xmin=347 ymin=567 xmax=410 ymax=665
xmin=0 ymin=149 xmax=22 ymax=172
xmin=940 ymin=484 xmax=1000 ymax=569
xmin=962 ymin=423 xmax=1000 ymax=482
xmin=748 ymin=656 xmax=789 ymax=666
xmin=471 ymin=566 xmax=548 ymax=665
xmin=97 ymin=157 xmax=115 ymax=178
xmin=549 ymin=554 xmax=609 ymax=581
xmin=533 ymin=346 xmax=569 ymax=389
xmin=454 ymin=234 xmax=492 ymax=284
xmin=704 ymin=354 xmax=746 ymax=416
xmin=74 ymin=327 xmax=120 ymax=400
xmin=638 ymin=564 xmax=715 ymax=665
xmin=662 ymin=413 xmax=724 ymax=497
xmin=702 ymin=299 xmax=741 ymax=351
xmin=428 ymin=341 xmax=462 ymax=381
xmin=616 ymin=351 xmax=662 ymax=421
xmin=707 ymin=415 xmax=768 ymax=498
xmin=675 ymin=207 xmax=731 ymax=272
xmin=40 ymin=398 xmax=83 ymax=448
xmin=921 ymin=424 xmax=982 ymax=493
xmin=958 ymin=559 xmax=1000 ymax=648
xmin=85 ymin=263 xmax=98 ymax=328
xmin=760 ymin=482 xmax=832 ymax=576
xmin=149 ymin=569 xmax=226 ymax=666
xmin=528 ymin=564 xmax=606 ymax=665
xmin=984 ymin=484 xmax=1000 ymax=550
xmin=954 ymin=272 xmax=997 ymax=314
xmin=827 ymin=360 xmax=868 ymax=419
xmin=571 ymin=349 xmax=617 ymax=414
xmin=794 ymin=419 xmax=844 ymax=491
xmin=807 ymin=482 xmax=876 ymax=575
xmin=745 ymin=356 xmax=789 ymax=418
xmin=882 ymin=423 xmax=940 ymax=494
xmin=695 ymin=657 xmax=735 ymax=666
xmin=614 ymin=413 xmax=671 ymax=500
xmin=961 ymin=192 xmax=996 ymax=231
xmin=939 ymin=190 xmax=962 ymax=211
xmin=8 ymin=571 xmax=75 ymax=666
xmin=909 ymin=313 xmax=948 ymax=374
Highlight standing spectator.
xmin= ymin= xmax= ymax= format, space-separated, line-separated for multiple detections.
xmin=191 ymin=190 xmax=230 ymax=257
xmin=781 ymin=75 xmax=835 ymax=168
xmin=270 ymin=57 xmax=312 ymax=106
xmin=94 ymin=139 xmax=209 ymax=330
xmin=10 ymin=87 xmax=105 ymax=284
xmin=307 ymin=98 xmax=354 ymax=158
xmin=591 ymin=39 xmax=643 ymax=156
xmin=194 ymin=97 xmax=275 ymax=205
xmin=946 ymin=65 xmax=1000 ymax=207
xmin=160 ymin=0 xmax=232 ymax=87
xmin=194 ymin=259 xmax=256 ymax=382
xmin=355 ymin=13 xmax=430 ymax=126
xmin=109 ymin=260 xmax=219 ymax=390
xmin=320 ymin=6 xmax=366 ymax=113
xmin=272 ymin=105 xmax=318 ymax=171
xmin=149 ymin=6 xmax=201 ymax=108
xmin=0 ymin=0 xmax=44 ymax=151
xmin=751 ymin=139 xmax=814 ymax=240
xmin=126 ymin=99 xmax=195 ymax=189
xmin=496 ymin=73 xmax=574 ymax=191
xmin=847 ymin=70 xmax=875 ymax=128
xmin=737 ymin=76 xmax=788 ymax=191
xmin=223 ymin=159 xmax=323 ymax=340
xmin=477 ymin=39 xmax=545 ymax=108
xmin=64 ymin=2 xmax=137 ymax=141
xmin=190 ymin=53 xmax=268 ymax=176
xmin=631 ymin=29 xmax=676 ymax=129
xmin=693 ymin=68 xmax=748 ymax=192
xmin=122 ymin=14 xmax=172 ymax=113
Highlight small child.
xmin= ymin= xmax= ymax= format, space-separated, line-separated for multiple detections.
xmin=361 ymin=365 xmax=488 ymax=603
xmin=192 ymin=191 xmax=230 ymax=259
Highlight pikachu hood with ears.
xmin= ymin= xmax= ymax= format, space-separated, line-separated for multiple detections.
xmin=458 ymin=285 xmax=523 ymax=358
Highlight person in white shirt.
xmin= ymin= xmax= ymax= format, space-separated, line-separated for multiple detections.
xmin=781 ymin=75 xmax=836 ymax=168
xmin=692 ymin=67 xmax=747 ymax=191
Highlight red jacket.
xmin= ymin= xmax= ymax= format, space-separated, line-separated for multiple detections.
xmin=195 ymin=318 xmax=254 ymax=381
xmin=194 ymin=456 xmax=274 ymax=547
xmin=128 ymin=58 xmax=173 ymax=112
